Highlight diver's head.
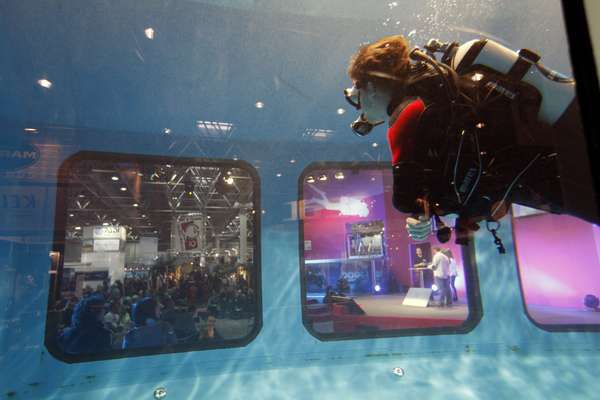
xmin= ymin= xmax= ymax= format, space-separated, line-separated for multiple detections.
xmin=346 ymin=35 xmax=411 ymax=136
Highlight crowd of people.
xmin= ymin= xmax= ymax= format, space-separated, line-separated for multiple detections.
xmin=51 ymin=265 xmax=256 ymax=355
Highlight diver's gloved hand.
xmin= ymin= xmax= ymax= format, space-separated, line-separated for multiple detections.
xmin=406 ymin=215 xmax=432 ymax=241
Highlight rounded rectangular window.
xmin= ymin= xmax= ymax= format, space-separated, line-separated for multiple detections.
xmin=299 ymin=163 xmax=482 ymax=340
xmin=45 ymin=152 xmax=261 ymax=362
xmin=513 ymin=205 xmax=600 ymax=330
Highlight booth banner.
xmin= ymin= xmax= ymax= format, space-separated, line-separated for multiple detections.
xmin=93 ymin=239 xmax=120 ymax=252
xmin=92 ymin=226 xmax=126 ymax=241
xmin=177 ymin=219 xmax=204 ymax=252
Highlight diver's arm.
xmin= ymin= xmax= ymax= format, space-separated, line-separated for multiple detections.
xmin=387 ymin=97 xmax=438 ymax=240
xmin=388 ymin=98 xmax=428 ymax=215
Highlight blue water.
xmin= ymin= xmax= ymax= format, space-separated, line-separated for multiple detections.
xmin=1 ymin=0 xmax=600 ymax=398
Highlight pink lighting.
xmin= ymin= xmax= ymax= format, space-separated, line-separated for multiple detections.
xmin=514 ymin=213 xmax=600 ymax=310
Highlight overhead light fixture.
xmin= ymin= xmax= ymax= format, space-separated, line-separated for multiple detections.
xmin=290 ymin=159 xmax=296 ymax=164
xmin=306 ymin=176 xmax=315 ymax=183
xmin=303 ymin=128 xmax=334 ymax=141
xmin=77 ymin=193 xmax=86 ymax=198
xmin=224 ymin=176 xmax=234 ymax=185
xmin=372 ymin=142 xmax=379 ymax=148
xmin=132 ymin=203 xmax=139 ymax=207
xmin=102 ymin=222 xmax=109 ymax=226
xmin=141 ymin=214 xmax=146 ymax=218
xmin=318 ymin=174 xmax=328 ymax=181
xmin=23 ymin=128 xmax=38 ymax=134
xmin=144 ymin=27 xmax=155 ymax=40
xmin=471 ymin=73 xmax=484 ymax=82
xmin=276 ymin=173 xmax=282 ymax=177
xmin=68 ymin=213 xmax=74 ymax=217
xmin=195 ymin=120 xmax=235 ymax=139
xmin=334 ymin=172 xmax=345 ymax=180
xmin=74 ymin=226 xmax=82 ymax=231
xmin=163 ymin=128 xmax=172 ymax=135
xmin=337 ymin=108 xmax=346 ymax=115
xmin=120 ymin=187 xmax=127 ymax=191
xmin=111 ymin=176 xmax=119 ymax=181
xmin=37 ymin=78 xmax=53 ymax=89
xmin=255 ymin=101 xmax=265 ymax=109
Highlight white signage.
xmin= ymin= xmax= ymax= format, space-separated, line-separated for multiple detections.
xmin=93 ymin=238 xmax=121 ymax=252
xmin=93 ymin=226 xmax=126 ymax=240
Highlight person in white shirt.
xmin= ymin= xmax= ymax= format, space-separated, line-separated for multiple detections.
xmin=443 ymin=249 xmax=459 ymax=302
xmin=430 ymin=247 xmax=452 ymax=307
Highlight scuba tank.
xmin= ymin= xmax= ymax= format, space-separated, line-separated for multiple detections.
xmin=403 ymin=38 xmax=575 ymax=247
xmin=450 ymin=39 xmax=576 ymax=126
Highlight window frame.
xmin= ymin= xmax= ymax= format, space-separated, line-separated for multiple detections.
xmin=511 ymin=210 xmax=600 ymax=332
xmin=508 ymin=1 xmax=600 ymax=333
xmin=298 ymin=161 xmax=483 ymax=341
xmin=45 ymin=151 xmax=263 ymax=363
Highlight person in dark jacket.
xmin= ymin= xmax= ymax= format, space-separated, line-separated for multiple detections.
xmin=57 ymin=294 xmax=112 ymax=355
xmin=122 ymin=297 xmax=177 ymax=350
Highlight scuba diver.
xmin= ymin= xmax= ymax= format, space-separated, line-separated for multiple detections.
xmin=344 ymin=35 xmax=599 ymax=249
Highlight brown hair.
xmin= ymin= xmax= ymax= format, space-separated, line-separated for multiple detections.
xmin=348 ymin=35 xmax=411 ymax=90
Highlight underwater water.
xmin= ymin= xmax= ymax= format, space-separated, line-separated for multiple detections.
xmin=1 ymin=0 xmax=600 ymax=398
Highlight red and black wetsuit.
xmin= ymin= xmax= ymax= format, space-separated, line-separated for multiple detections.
xmin=386 ymin=97 xmax=450 ymax=216
xmin=386 ymin=93 xmax=600 ymax=231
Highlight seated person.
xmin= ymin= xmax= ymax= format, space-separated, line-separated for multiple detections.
xmin=323 ymin=286 xmax=336 ymax=304
xmin=103 ymin=300 xmax=122 ymax=333
xmin=122 ymin=297 xmax=177 ymax=350
xmin=199 ymin=314 xmax=224 ymax=343
xmin=171 ymin=306 xmax=199 ymax=342
xmin=58 ymin=294 xmax=112 ymax=355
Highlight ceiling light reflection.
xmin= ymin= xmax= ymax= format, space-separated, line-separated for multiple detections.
xmin=144 ymin=27 xmax=155 ymax=40
xmin=37 ymin=79 xmax=53 ymax=89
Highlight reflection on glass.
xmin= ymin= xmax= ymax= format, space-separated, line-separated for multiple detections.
xmin=513 ymin=205 xmax=600 ymax=326
xmin=302 ymin=167 xmax=473 ymax=337
xmin=46 ymin=155 xmax=259 ymax=358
